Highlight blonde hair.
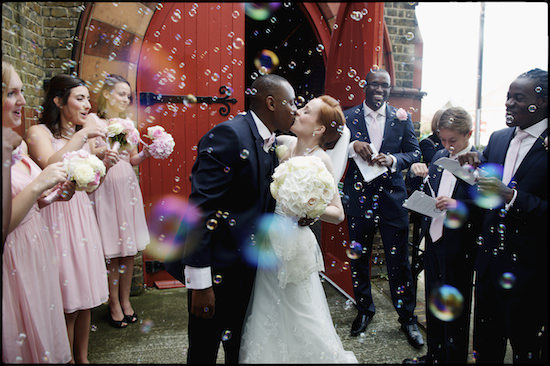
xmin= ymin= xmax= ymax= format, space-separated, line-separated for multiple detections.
xmin=96 ymin=74 xmax=132 ymax=119
xmin=2 ymin=61 xmax=16 ymax=105
xmin=317 ymin=95 xmax=346 ymax=150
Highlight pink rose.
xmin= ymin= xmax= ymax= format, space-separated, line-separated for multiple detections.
xmin=396 ymin=108 xmax=408 ymax=121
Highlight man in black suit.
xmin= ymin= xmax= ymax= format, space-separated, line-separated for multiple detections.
xmin=342 ymin=69 xmax=424 ymax=348
xmin=458 ymin=68 xmax=548 ymax=363
xmin=167 ymin=74 xmax=297 ymax=363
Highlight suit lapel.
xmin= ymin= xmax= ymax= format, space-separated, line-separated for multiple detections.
xmin=513 ymin=128 xmax=548 ymax=182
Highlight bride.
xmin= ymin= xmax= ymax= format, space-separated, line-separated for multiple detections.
xmin=239 ymin=95 xmax=357 ymax=363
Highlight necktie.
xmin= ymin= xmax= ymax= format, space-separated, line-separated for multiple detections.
xmin=429 ymin=160 xmax=457 ymax=242
xmin=368 ymin=112 xmax=383 ymax=152
xmin=263 ymin=132 xmax=276 ymax=152
xmin=502 ymin=129 xmax=529 ymax=185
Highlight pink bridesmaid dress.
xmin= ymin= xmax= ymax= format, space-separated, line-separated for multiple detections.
xmin=36 ymin=125 xmax=109 ymax=313
xmin=2 ymin=154 xmax=71 ymax=364
xmin=88 ymin=115 xmax=150 ymax=259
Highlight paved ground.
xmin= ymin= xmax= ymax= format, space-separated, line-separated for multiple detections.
xmin=88 ymin=269 xmax=512 ymax=364
xmin=89 ymin=276 xmax=423 ymax=364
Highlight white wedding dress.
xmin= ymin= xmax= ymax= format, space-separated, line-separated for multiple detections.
xmin=239 ymin=129 xmax=357 ymax=364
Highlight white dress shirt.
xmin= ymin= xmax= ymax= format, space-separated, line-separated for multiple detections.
xmin=348 ymin=101 xmax=398 ymax=172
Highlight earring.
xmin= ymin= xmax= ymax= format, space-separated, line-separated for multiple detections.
xmin=312 ymin=132 xmax=316 ymax=137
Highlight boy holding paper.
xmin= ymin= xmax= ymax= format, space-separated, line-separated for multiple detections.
xmin=403 ymin=106 xmax=483 ymax=364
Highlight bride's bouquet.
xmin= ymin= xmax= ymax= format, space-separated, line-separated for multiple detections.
xmin=270 ymin=155 xmax=335 ymax=220
xmin=106 ymin=118 xmax=140 ymax=152
xmin=141 ymin=125 xmax=175 ymax=160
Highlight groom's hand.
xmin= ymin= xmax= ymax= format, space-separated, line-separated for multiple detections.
xmin=191 ymin=287 xmax=215 ymax=319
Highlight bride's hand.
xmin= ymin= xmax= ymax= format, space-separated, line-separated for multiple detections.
xmin=298 ymin=217 xmax=319 ymax=227
xmin=191 ymin=287 xmax=215 ymax=319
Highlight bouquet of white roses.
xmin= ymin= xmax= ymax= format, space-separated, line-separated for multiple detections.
xmin=107 ymin=118 xmax=140 ymax=152
xmin=141 ymin=125 xmax=175 ymax=160
xmin=270 ymin=155 xmax=335 ymax=220
xmin=63 ymin=149 xmax=106 ymax=192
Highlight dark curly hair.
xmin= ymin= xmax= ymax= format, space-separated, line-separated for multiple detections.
xmin=517 ymin=68 xmax=548 ymax=99
xmin=40 ymin=74 xmax=87 ymax=138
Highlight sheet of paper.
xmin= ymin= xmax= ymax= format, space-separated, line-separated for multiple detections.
xmin=353 ymin=143 xmax=388 ymax=183
xmin=402 ymin=190 xmax=446 ymax=218
xmin=433 ymin=157 xmax=478 ymax=185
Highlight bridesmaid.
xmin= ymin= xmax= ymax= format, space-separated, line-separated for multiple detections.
xmin=89 ymin=74 xmax=151 ymax=328
xmin=26 ymin=74 xmax=113 ymax=364
xmin=2 ymin=61 xmax=72 ymax=364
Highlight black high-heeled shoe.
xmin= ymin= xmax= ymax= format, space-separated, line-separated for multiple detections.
xmin=123 ymin=312 xmax=138 ymax=324
xmin=108 ymin=310 xmax=128 ymax=328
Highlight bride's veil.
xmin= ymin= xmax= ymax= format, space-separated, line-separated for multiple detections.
xmin=325 ymin=124 xmax=350 ymax=184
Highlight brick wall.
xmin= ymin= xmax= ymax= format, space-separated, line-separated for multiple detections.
xmin=384 ymin=2 xmax=419 ymax=89
xmin=2 ymin=2 xmax=82 ymax=130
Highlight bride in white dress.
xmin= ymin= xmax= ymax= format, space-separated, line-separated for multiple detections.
xmin=239 ymin=95 xmax=357 ymax=364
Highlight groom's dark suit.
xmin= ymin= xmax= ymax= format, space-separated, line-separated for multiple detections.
xmin=166 ymin=111 xmax=277 ymax=363
xmin=343 ymin=103 xmax=421 ymax=325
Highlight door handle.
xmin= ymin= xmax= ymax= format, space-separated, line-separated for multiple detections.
xmin=139 ymin=86 xmax=237 ymax=116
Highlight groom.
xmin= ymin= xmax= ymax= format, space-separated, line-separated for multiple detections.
xmin=166 ymin=74 xmax=297 ymax=363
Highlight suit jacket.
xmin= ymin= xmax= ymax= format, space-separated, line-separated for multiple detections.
xmin=476 ymin=126 xmax=548 ymax=295
xmin=419 ymin=147 xmax=483 ymax=255
xmin=406 ymin=133 xmax=444 ymax=194
xmin=166 ymin=112 xmax=276 ymax=281
xmin=343 ymin=103 xmax=421 ymax=227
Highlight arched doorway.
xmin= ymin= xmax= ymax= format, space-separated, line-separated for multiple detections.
xmin=74 ymin=2 xmax=399 ymax=297
xmin=135 ymin=3 xmax=329 ymax=287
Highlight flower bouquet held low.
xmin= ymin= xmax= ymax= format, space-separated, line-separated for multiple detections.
xmin=270 ymin=155 xmax=335 ymax=222
xmin=107 ymin=118 xmax=140 ymax=152
xmin=41 ymin=149 xmax=106 ymax=205
xmin=141 ymin=126 xmax=175 ymax=160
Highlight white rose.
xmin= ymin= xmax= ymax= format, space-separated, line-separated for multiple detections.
xmin=72 ymin=164 xmax=95 ymax=187
xmin=107 ymin=122 xmax=124 ymax=137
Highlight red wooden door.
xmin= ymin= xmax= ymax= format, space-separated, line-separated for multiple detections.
xmin=136 ymin=2 xmax=245 ymax=287
xmin=322 ymin=2 xmax=386 ymax=300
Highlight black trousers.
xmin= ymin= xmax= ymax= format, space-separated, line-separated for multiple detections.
xmin=347 ymin=215 xmax=417 ymax=325
xmin=186 ymin=263 xmax=255 ymax=364
xmin=473 ymin=266 xmax=547 ymax=364
xmin=424 ymin=235 xmax=475 ymax=364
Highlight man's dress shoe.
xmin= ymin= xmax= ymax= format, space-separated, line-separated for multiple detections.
xmin=350 ymin=312 xmax=373 ymax=336
xmin=400 ymin=323 xmax=424 ymax=349
xmin=402 ymin=355 xmax=427 ymax=364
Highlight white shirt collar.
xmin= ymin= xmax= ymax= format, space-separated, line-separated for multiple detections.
xmin=363 ymin=101 xmax=386 ymax=117
xmin=250 ymin=110 xmax=272 ymax=140
xmin=450 ymin=144 xmax=473 ymax=158
xmin=519 ymin=118 xmax=548 ymax=138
